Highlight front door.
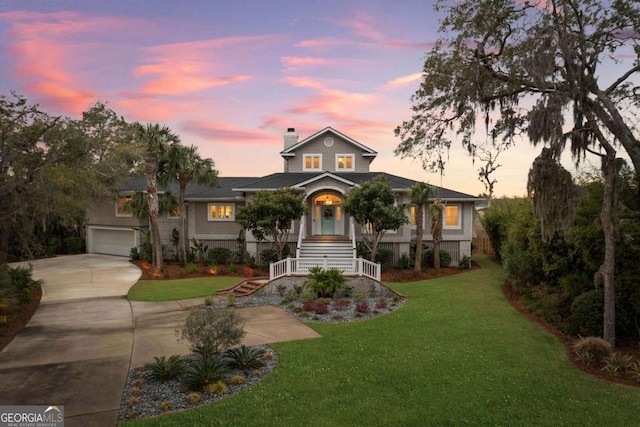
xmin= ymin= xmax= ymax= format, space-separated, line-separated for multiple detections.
xmin=321 ymin=206 xmax=336 ymax=235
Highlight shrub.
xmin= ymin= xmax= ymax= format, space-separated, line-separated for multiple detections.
xmin=187 ymin=392 xmax=202 ymax=404
xmin=159 ymin=401 xmax=173 ymax=411
xmin=226 ymin=293 xmax=236 ymax=307
xmin=208 ymin=247 xmax=232 ymax=265
xmin=128 ymin=387 xmax=144 ymax=396
xmin=204 ymin=296 xmax=213 ymax=306
xmin=570 ymin=290 xmax=603 ymax=336
xmin=260 ymin=248 xmax=278 ymax=268
xmin=459 ymin=255 xmax=472 ymax=269
xmin=355 ymin=301 xmax=370 ymax=314
xmin=375 ymin=249 xmax=395 ymax=271
xmin=130 ymin=247 xmax=141 ymax=260
xmin=125 ymin=397 xmax=141 ymax=406
xmin=205 ymin=380 xmax=229 ymax=395
xmin=187 ymin=263 xmax=198 ymax=274
xmin=304 ymin=267 xmax=346 ymax=298
xmin=575 ymin=350 xmax=597 ymax=365
xmin=302 ymin=300 xmax=329 ymax=315
xmin=602 ymin=352 xmax=633 ymax=376
xmin=228 ymin=262 xmax=238 ymax=273
xmin=227 ymin=375 xmax=246 ymax=385
xmin=375 ymin=298 xmax=388 ymax=309
xmin=144 ymin=355 xmax=185 ymax=382
xmin=571 ymin=336 xmax=612 ymax=363
xmin=181 ymin=359 xmax=230 ymax=391
xmin=276 ymin=284 xmax=287 ymax=297
xmin=424 ymin=249 xmax=451 ymax=268
xmin=396 ymin=253 xmax=411 ymax=270
xmin=630 ymin=362 xmax=640 ymax=383
xmin=224 ymin=345 xmax=266 ymax=370
xmin=177 ymin=307 xmax=246 ymax=360
xmin=332 ymin=299 xmax=349 ymax=311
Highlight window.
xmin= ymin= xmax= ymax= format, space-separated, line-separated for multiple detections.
xmin=208 ymin=203 xmax=235 ymax=221
xmin=116 ymin=195 xmax=132 ymax=217
xmin=443 ymin=205 xmax=461 ymax=229
xmin=303 ymin=154 xmax=322 ymax=171
xmin=336 ymin=154 xmax=354 ymax=171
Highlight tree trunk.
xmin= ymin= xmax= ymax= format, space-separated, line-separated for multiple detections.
xmin=414 ymin=205 xmax=424 ymax=272
xmin=147 ymin=159 xmax=164 ymax=271
xmin=600 ymin=154 xmax=619 ymax=347
xmin=178 ymin=181 xmax=187 ymax=266
xmin=431 ymin=202 xmax=443 ymax=273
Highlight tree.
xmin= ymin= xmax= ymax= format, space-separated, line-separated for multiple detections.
xmin=236 ymin=189 xmax=306 ymax=260
xmin=409 ymin=182 xmax=432 ymax=271
xmin=475 ymin=145 xmax=505 ymax=204
xmin=429 ymin=199 xmax=444 ymax=273
xmin=132 ymin=122 xmax=180 ymax=271
xmin=395 ymin=0 xmax=640 ymax=347
xmin=342 ymin=176 xmax=408 ymax=261
xmin=161 ymin=145 xmax=218 ymax=265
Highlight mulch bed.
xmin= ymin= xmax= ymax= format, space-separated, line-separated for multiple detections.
xmin=503 ymin=281 xmax=640 ymax=388
xmin=130 ymin=260 xmax=268 ymax=281
xmin=0 ymin=286 xmax=42 ymax=352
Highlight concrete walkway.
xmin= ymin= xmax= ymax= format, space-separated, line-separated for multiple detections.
xmin=0 ymin=255 xmax=320 ymax=427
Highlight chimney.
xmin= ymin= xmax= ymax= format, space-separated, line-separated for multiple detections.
xmin=283 ymin=127 xmax=298 ymax=149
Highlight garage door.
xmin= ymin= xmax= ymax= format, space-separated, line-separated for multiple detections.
xmin=90 ymin=228 xmax=136 ymax=257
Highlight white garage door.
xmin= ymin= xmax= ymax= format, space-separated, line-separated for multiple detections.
xmin=90 ymin=228 xmax=136 ymax=257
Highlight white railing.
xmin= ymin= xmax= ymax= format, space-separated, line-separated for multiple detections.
xmin=349 ymin=217 xmax=357 ymax=258
xmin=270 ymin=257 xmax=381 ymax=282
xmin=296 ymin=213 xmax=306 ymax=258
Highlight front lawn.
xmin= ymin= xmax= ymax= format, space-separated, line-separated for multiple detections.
xmin=121 ymin=256 xmax=640 ymax=426
xmin=127 ymin=277 xmax=240 ymax=301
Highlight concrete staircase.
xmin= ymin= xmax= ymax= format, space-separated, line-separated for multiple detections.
xmin=298 ymin=239 xmax=354 ymax=259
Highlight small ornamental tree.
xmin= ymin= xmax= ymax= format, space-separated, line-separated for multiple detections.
xmin=177 ymin=307 xmax=245 ymax=360
xmin=342 ymin=176 xmax=408 ymax=261
xmin=236 ymin=188 xmax=306 ymax=260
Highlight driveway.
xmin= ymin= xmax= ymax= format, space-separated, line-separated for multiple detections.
xmin=0 ymin=254 xmax=320 ymax=427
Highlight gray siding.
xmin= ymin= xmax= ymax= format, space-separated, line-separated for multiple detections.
xmin=286 ymin=136 xmax=371 ymax=173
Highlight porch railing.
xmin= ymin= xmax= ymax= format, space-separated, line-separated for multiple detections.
xmin=270 ymin=257 xmax=381 ymax=282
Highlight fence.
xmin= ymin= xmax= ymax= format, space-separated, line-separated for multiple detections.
xmin=472 ymin=236 xmax=495 ymax=256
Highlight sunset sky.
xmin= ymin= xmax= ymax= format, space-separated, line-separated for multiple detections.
xmin=0 ymin=0 xmax=614 ymax=197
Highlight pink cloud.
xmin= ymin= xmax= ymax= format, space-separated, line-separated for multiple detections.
xmin=0 ymin=10 xmax=136 ymax=115
xmin=336 ymin=11 xmax=383 ymax=41
xmin=295 ymin=37 xmax=352 ymax=48
xmin=133 ymin=36 xmax=277 ymax=96
xmin=385 ymin=40 xmax=436 ymax=49
xmin=282 ymin=76 xmax=325 ymax=90
xmin=382 ymin=72 xmax=423 ymax=90
xmin=183 ymin=120 xmax=275 ymax=145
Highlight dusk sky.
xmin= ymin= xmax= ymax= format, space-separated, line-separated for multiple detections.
xmin=0 ymin=0 xmax=607 ymax=197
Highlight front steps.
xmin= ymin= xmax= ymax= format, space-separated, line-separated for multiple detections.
xmin=216 ymin=278 xmax=269 ymax=297
xmin=298 ymin=239 xmax=354 ymax=259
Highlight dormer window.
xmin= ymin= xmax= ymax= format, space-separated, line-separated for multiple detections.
xmin=336 ymin=154 xmax=354 ymax=171
xmin=303 ymin=154 xmax=322 ymax=171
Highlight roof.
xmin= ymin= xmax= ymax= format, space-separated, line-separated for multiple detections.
xmin=120 ymin=173 xmax=480 ymax=201
xmin=232 ymin=172 xmax=481 ymax=201
xmin=280 ymin=127 xmax=378 ymax=158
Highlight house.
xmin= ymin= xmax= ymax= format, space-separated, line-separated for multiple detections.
xmin=86 ymin=127 xmax=482 ymax=277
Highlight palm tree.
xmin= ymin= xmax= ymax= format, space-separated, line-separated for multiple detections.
xmin=161 ymin=145 xmax=218 ymax=265
xmin=429 ymin=198 xmax=444 ymax=273
xmin=132 ymin=122 xmax=180 ymax=271
xmin=409 ymin=182 xmax=431 ymax=272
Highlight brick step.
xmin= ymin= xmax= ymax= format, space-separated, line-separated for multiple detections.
xmin=216 ymin=278 xmax=269 ymax=297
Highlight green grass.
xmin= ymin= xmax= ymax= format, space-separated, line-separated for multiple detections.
xmin=120 ymin=256 xmax=640 ymax=426
xmin=127 ymin=277 xmax=240 ymax=301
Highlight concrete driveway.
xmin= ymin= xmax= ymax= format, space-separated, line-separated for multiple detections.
xmin=0 ymin=254 xmax=320 ymax=427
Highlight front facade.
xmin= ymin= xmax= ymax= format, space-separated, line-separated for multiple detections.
xmin=87 ymin=127 xmax=482 ymax=265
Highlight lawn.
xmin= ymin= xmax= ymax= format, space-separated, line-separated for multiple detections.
xmin=127 ymin=276 xmax=240 ymax=301
xmin=120 ymin=256 xmax=640 ymax=426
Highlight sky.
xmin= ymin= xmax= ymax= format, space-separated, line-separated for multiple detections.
xmin=0 ymin=0 xmax=613 ymax=197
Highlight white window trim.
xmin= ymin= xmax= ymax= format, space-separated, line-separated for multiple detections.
xmin=303 ymin=154 xmax=322 ymax=171
xmin=335 ymin=153 xmax=355 ymax=171
xmin=115 ymin=194 xmax=133 ymax=217
xmin=443 ymin=204 xmax=462 ymax=230
xmin=207 ymin=203 xmax=235 ymax=221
